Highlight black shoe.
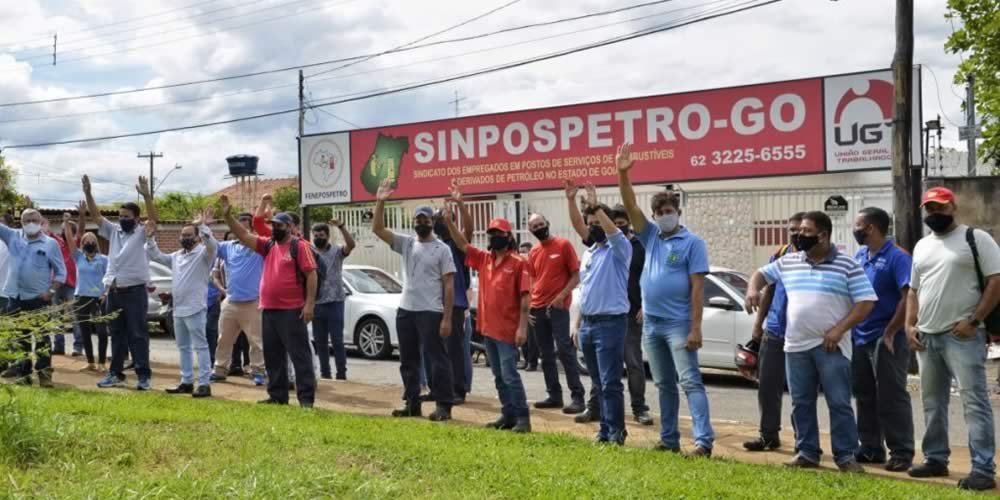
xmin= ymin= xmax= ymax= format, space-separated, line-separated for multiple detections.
xmin=418 ymin=393 xmax=434 ymax=402
xmin=594 ymin=434 xmax=610 ymax=445
xmin=51 ymin=348 xmax=66 ymax=356
xmin=743 ymin=437 xmax=781 ymax=452
xmin=511 ymin=416 xmax=531 ymax=433
xmin=71 ymin=351 xmax=83 ymax=358
xmin=192 ymin=385 xmax=212 ymax=398
xmin=300 ymin=402 xmax=314 ymax=409
xmin=610 ymin=429 xmax=628 ymax=446
xmin=855 ymin=451 xmax=886 ymax=464
xmin=884 ymin=458 xmax=912 ymax=472
xmin=210 ymin=373 xmax=227 ymax=383
xmin=634 ymin=411 xmax=654 ymax=426
xmin=908 ymin=461 xmax=949 ymax=478
xmin=227 ymin=367 xmax=245 ymax=377
xmin=562 ymin=400 xmax=586 ymax=415
xmin=534 ymin=398 xmax=563 ymax=409
xmin=958 ymin=473 xmax=997 ymax=491
xmin=320 ymin=374 xmax=333 ymax=380
xmin=785 ymin=455 xmax=820 ymax=469
xmin=686 ymin=446 xmax=713 ymax=459
xmin=838 ymin=459 xmax=865 ymax=474
xmin=335 ymin=373 xmax=347 ymax=381
xmin=392 ymin=403 xmax=422 ymax=418
xmin=165 ymin=383 xmax=194 ymax=394
xmin=453 ymin=395 xmax=466 ymax=406
xmin=428 ymin=406 xmax=452 ymax=422
xmin=486 ymin=415 xmax=516 ymax=430
xmin=653 ymin=441 xmax=681 ymax=453
xmin=257 ymin=398 xmax=286 ymax=405
xmin=526 ymin=364 xmax=538 ymax=372
xmin=574 ymin=408 xmax=600 ymax=424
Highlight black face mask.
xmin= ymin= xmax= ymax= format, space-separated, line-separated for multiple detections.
xmin=790 ymin=233 xmax=801 ymax=250
xmin=589 ymin=224 xmax=606 ymax=244
xmin=924 ymin=213 xmax=954 ymax=233
xmin=313 ymin=238 xmax=328 ymax=249
xmin=120 ymin=218 xmax=136 ymax=232
xmin=83 ymin=242 xmax=98 ymax=254
xmin=581 ymin=237 xmax=593 ymax=247
xmin=531 ymin=226 xmax=550 ymax=241
xmin=618 ymin=225 xmax=632 ymax=236
xmin=180 ymin=238 xmax=197 ymax=250
xmin=489 ymin=235 xmax=510 ymax=251
xmin=852 ymin=228 xmax=869 ymax=246
xmin=797 ymin=234 xmax=820 ymax=252
xmin=415 ymin=224 xmax=433 ymax=238
xmin=433 ymin=222 xmax=450 ymax=240
xmin=272 ymin=228 xmax=288 ymax=242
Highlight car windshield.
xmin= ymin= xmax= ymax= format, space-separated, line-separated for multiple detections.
xmin=344 ymin=268 xmax=402 ymax=294
xmin=711 ymin=271 xmax=748 ymax=297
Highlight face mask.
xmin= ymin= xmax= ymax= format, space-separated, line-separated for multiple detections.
xmin=415 ymin=224 xmax=433 ymax=238
xmin=581 ymin=237 xmax=593 ymax=247
xmin=790 ymin=233 xmax=801 ymax=250
xmin=618 ymin=225 xmax=632 ymax=236
xmin=588 ymin=224 xmax=606 ymax=244
xmin=852 ymin=228 xmax=868 ymax=246
xmin=797 ymin=234 xmax=820 ymax=252
xmin=83 ymin=242 xmax=98 ymax=254
xmin=655 ymin=213 xmax=679 ymax=234
xmin=22 ymin=223 xmax=41 ymax=236
xmin=313 ymin=238 xmax=328 ymax=249
xmin=923 ymin=213 xmax=953 ymax=233
xmin=489 ymin=235 xmax=510 ymax=251
xmin=119 ymin=218 xmax=136 ymax=232
xmin=433 ymin=222 xmax=450 ymax=240
xmin=180 ymin=237 xmax=197 ymax=250
xmin=531 ymin=226 xmax=550 ymax=241
xmin=272 ymin=228 xmax=288 ymax=242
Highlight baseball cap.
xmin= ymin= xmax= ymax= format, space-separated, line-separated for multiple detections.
xmin=920 ymin=187 xmax=956 ymax=207
xmin=270 ymin=212 xmax=295 ymax=226
xmin=487 ymin=218 xmax=512 ymax=233
xmin=414 ymin=206 xmax=434 ymax=219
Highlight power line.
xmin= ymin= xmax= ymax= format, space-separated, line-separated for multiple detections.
xmin=923 ymin=65 xmax=961 ymax=128
xmin=1 ymin=0 xmax=779 ymax=150
xmin=0 ymin=0 xmax=678 ymax=108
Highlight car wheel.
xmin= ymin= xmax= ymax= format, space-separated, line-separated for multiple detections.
xmin=159 ymin=317 xmax=174 ymax=337
xmin=355 ymin=317 xmax=392 ymax=360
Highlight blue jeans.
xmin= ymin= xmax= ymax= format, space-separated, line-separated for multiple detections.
xmin=313 ymin=301 xmax=347 ymax=378
xmin=579 ymin=315 xmax=627 ymax=441
xmin=53 ymin=285 xmax=82 ymax=353
xmin=918 ymin=330 xmax=996 ymax=477
xmin=174 ymin=310 xmax=212 ymax=387
xmin=484 ymin=337 xmax=529 ymax=418
xmin=786 ymin=346 xmax=858 ymax=465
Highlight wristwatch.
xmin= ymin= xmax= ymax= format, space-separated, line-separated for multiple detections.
xmin=970 ymin=318 xmax=981 ymax=328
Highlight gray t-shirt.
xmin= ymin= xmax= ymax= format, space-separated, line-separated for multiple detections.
xmin=315 ymin=244 xmax=347 ymax=304
xmin=911 ymin=225 xmax=1000 ymax=333
xmin=391 ymin=232 xmax=456 ymax=313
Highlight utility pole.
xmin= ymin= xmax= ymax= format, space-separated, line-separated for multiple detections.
xmin=450 ymin=90 xmax=467 ymax=117
xmin=53 ymin=34 xmax=57 ymax=66
xmin=891 ymin=0 xmax=917 ymax=252
xmin=965 ymin=73 xmax=977 ymax=176
xmin=138 ymin=151 xmax=163 ymax=197
xmin=299 ymin=69 xmax=310 ymax=240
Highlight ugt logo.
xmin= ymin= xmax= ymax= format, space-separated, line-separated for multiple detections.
xmin=832 ymin=79 xmax=894 ymax=146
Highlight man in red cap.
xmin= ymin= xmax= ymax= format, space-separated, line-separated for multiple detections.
xmin=444 ymin=181 xmax=532 ymax=433
xmin=906 ymin=186 xmax=1000 ymax=491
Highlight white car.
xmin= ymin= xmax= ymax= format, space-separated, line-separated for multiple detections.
xmin=571 ymin=266 xmax=753 ymax=371
xmin=312 ymin=265 xmax=402 ymax=360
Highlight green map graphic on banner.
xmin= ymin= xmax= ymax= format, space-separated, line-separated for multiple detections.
xmin=360 ymin=133 xmax=410 ymax=195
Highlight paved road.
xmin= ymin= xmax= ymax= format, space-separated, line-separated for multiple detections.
xmin=147 ymin=334 xmax=1000 ymax=448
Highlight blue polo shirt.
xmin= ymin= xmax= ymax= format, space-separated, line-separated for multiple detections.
xmin=216 ymin=241 xmax=263 ymax=303
xmin=764 ymin=245 xmax=794 ymax=338
xmin=580 ymin=230 xmax=632 ymax=316
xmin=72 ymin=249 xmax=108 ymax=298
xmin=444 ymin=239 xmax=469 ymax=309
xmin=638 ymin=223 xmax=710 ymax=321
xmin=852 ymin=240 xmax=910 ymax=345
xmin=0 ymin=226 xmax=67 ymax=300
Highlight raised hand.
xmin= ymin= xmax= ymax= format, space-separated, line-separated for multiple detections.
xmin=448 ymin=179 xmax=463 ymax=203
xmin=82 ymin=175 xmax=92 ymax=194
xmin=219 ymin=195 xmax=232 ymax=216
xmin=583 ymin=183 xmax=598 ymax=208
xmin=136 ymin=176 xmax=152 ymax=199
xmin=145 ymin=218 xmax=157 ymax=236
xmin=376 ymin=178 xmax=395 ymax=202
xmin=77 ymin=200 xmax=87 ymax=217
xmin=260 ymin=193 xmax=273 ymax=209
xmin=563 ymin=179 xmax=578 ymax=200
xmin=616 ymin=143 xmax=635 ymax=172
xmin=201 ymin=207 xmax=215 ymax=226
xmin=329 ymin=219 xmax=343 ymax=228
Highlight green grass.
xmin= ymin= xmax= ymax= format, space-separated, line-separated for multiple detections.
xmin=0 ymin=387 xmax=977 ymax=499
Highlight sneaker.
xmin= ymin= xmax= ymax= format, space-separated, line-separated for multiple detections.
xmin=511 ymin=416 xmax=531 ymax=433
xmin=634 ymin=411 xmax=654 ymax=426
xmin=210 ymin=373 xmax=227 ymax=383
xmin=252 ymin=374 xmax=265 ymax=386
xmin=686 ymin=446 xmax=713 ymax=459
xmin=855 ymin=451 xmax=886 ymax=464
xmin=136 ymin=379 xmax=151 ymax=391
xmin=908 ymin=461 xmax=949 ymax=478
xmin=884 ymin=458 xmax=912 ymax=472
xmin=653 ymin=441 xmax=681 ymax=453
xmin=97 ymin=374 xmax=125 ymax=388
xmin=785 ymin=455 xmax=820 ymax=469
xmin=958 ymin=473 xmax=997 ymax=491
xmin=743 ymin=437 xmax=781 ymax=452
xmin=574 ymin=408 xmax=600 ymax=424
xmin=486 ymin=415 xmax=516 ymax=430
xmin=37 ymin=371 xmax=54 ymax=388
xmin=534 ymin=398 xmax=563 ymax=409
xmin=838 ymin=459 xmax=866 ymax=473
xmin=192 ymin=385 xmax=212 ymax=398
xmin=428 ymin=406 xmax=452 ymax=422
xmin=562 ymin=400 xmax=586 ymax=415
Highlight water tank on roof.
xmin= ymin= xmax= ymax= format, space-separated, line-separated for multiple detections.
xmin=226 ymin=155 xmax=258 ymax=177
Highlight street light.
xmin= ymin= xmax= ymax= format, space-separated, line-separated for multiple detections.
xmin=155 ymin=164 xmax=183 ymax=192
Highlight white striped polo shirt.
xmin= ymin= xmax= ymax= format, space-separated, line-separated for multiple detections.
xmin=760 ymin=247 xmax=877 ymax=360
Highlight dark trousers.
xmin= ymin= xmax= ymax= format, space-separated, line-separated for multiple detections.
xmin=531 ymin=306 xmax=584 ymax=402
xmin=76 ymin=296 xmax=109 ymax=365
xmin=261 ymin=309 xmax=316 ymax=405
xmin=446 ymin=307 xmax=469 ymax=398
xmin=314 ymin=301 xmax=347 ymax=378
xmin=108 ymin=285 xmax=150 ymax=380
xmin=397 ymin=308 xmax=454 ymax=406
xmin=522 ymin=325 xmax=539 ymax=367
xmin=757 ymin=333 xmax=787 ymax=441
xmin=625 ymin=314 xmax=648 ymax=413
xmin=6 ymin=297 xmax=52 ymax=377
xmin=851 ymin=333 xmax=915 ymax=461
xmin=232 ymin=333 xmax=250 ymax=368
xmin=206 ymin=301 xmax=220 ymax=366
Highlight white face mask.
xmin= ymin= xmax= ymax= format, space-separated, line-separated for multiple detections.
xmin=22 ymin=223 xmax=41 ymax=236
xmin=654 ymin=213 xmax=679 ymax=234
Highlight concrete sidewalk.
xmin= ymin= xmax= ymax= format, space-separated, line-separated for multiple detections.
xmin=45 ymin=356 xmax=987 ymax=491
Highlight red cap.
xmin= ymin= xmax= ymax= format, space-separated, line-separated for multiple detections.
xmin=487 ymin=218 xmax=512 ymax=233
xmin=921 ymin=187 xmax=956 ymax=207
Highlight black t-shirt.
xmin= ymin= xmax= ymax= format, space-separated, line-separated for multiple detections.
xmin=628 ymin=235 xmax=645 ymax=315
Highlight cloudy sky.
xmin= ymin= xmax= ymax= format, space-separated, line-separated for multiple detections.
xmin=0 ymin=0 xmax=968 ymax=208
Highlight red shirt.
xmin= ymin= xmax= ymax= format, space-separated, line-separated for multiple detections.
xmin=254 ymin=236 xmax=316 ymax=310
xmin=466 ymin=246 xmax=530 ymax=345
xmin=48 ymin=232 xmax=77 ymax=288
xmin=527 ymin=237 xmax=579 ymax=309
xmin=253 ymin=215 xmax=272 ymax=237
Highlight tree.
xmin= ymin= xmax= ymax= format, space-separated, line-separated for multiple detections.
xmin=0 ymin=156 xmax=29 ymax=214
xmin=272 ymin=186 xmax=332 ymax=222
xmin=946 ymin=0 xmax=1000 ymax=165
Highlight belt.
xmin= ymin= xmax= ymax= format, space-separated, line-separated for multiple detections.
xmin=582 ymin=313 xmax=627 ymax=323
xmin=112 ymin=283 xmax=146 ymax=291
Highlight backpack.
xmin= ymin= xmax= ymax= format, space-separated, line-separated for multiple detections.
xmin=264 ymin=237 xmax=326 ymax=300
xmin=966 ymin=227 xmax=1000 ymax=339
